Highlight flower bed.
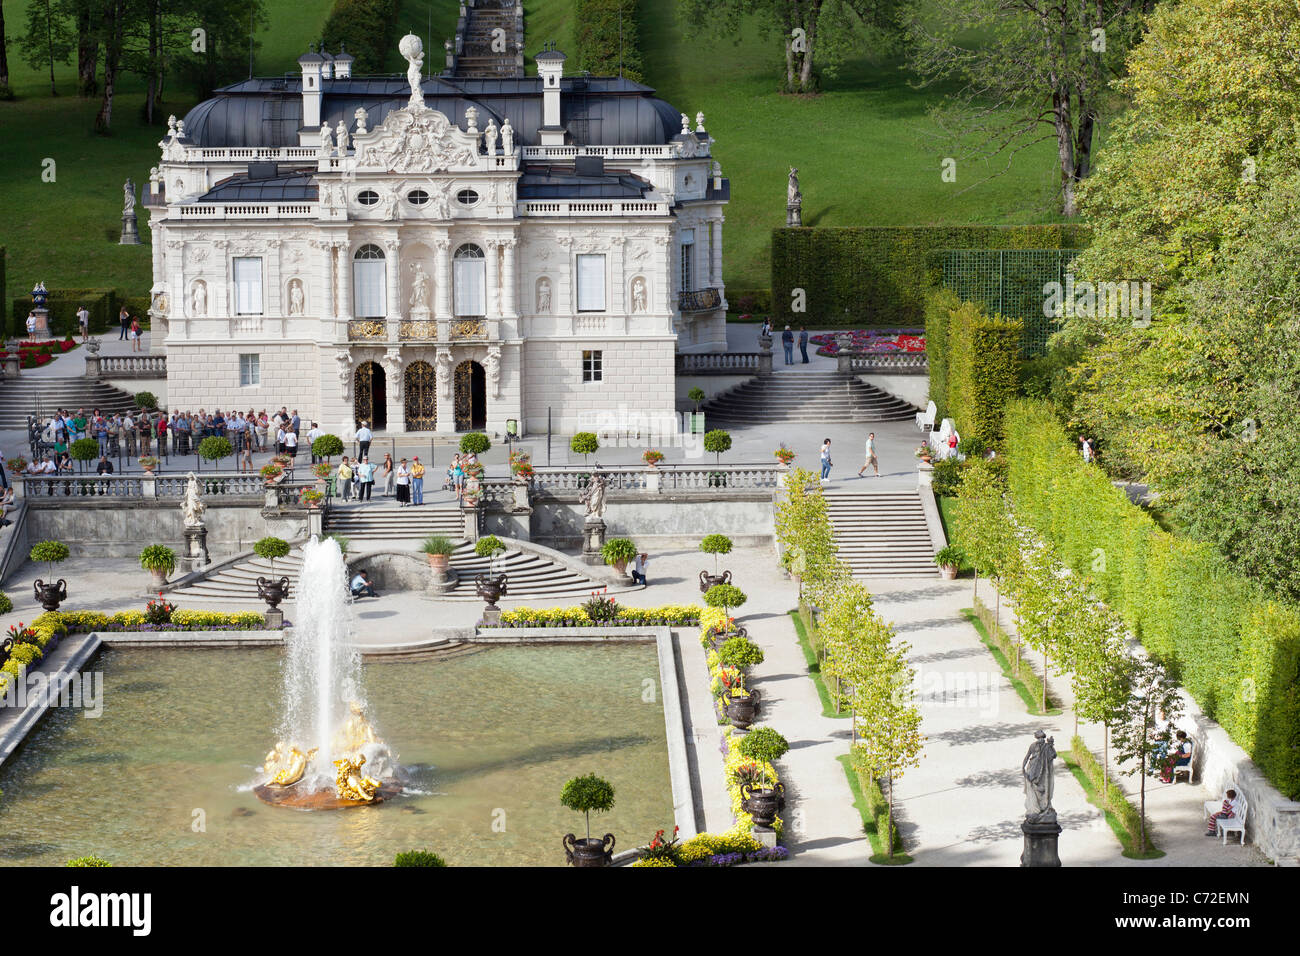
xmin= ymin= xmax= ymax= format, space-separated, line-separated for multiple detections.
xmin=0 ymin=338 xmax=79 ymax=368
xmin=493 ymin=605 xmax=701 ymax=628
xmin=630 ymin=824 xmax=788 ymax=867
xmin=810 ymin=329 xmax=925 ymax=357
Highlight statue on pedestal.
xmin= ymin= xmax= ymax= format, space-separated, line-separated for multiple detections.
xmin=120 ymin=178 xmax=141 ymax=245
xmin=1022 ymin=730 xmax=1057 ymax=823
xmin=786 ymin=167 xmax=803 ymax=228
xmin=580 ymin=470 xmax=608 ymax=520
xmin=181 ymin=472 xmax=206 ymax=528
xmin=501 ymin=117 xmax=514 ymax=154
xmin=399 ymin=34 xmax=425 ymax=110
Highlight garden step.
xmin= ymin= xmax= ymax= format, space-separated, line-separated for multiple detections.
xmin=823 ymin=490 xmax=939 ymax=578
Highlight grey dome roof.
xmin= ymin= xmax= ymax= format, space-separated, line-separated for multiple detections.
xmin=181 ymin=75 xmax=687 ymax=148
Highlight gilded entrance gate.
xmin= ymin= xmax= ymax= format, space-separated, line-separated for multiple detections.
xmin=403 ymin=361 xmax=437 ymax=431
xmin=454 ymin=360 xmax=485 ymax=431
xmin=354 ymin=361 xmax=375 ymax=425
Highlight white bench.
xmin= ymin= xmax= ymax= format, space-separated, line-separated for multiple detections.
xmin=1204 ymin=795 xmax=1249 ymax=845
xmin=916 ymin=400 xmax=936 ymax=433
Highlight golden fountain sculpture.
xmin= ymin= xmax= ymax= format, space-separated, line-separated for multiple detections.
xmin=334 ymin=754 xmax=383 ymax=803
xmin=263 ymin=744 xmax=318 ymax=787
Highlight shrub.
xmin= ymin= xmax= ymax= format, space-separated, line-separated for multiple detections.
xmin=30 ymin=540 xmax=70 ymax=574
xmin=312 ymin=433 xmax=344 ymax=460
xmin=421 ymin=535 xmax=457 ymax=556
xmin=198 ymin=436 xmax=233 ymax=462
xmin=934 ymin=545 xmax=964 ymax=569
xmin=688 ymin=387 xmax=706 ymax=411
xmin=66 ymin=856 xmax=111 ymax=867
xmin=924 ymin=287 xmax=961 ymax=420
xmin=931 ymin=457 xmax=965 ymax=497
xmin=601 ymin=538 xmax=637 ymax=568
xmin=0 ymin=593 xmax=11 ymax=615
xmin=718 ymin=635 xmax=765 ymax=669
xmin=139 ymin=545 xmax=176 ymax=576
xmin=958 ymin=435 xmax=991 ymax=458
xmin=560 ymin=773 xmax=616 ymax=841
xmin=393 ymin=849 xmax=448 ymax=867
xmin=253 ymin=537 xmax=290 ymax=574
xmin=134 ymin=391 xmax=158 ymax=410
xmin=703 ymin=430 xmax=732 ymax=464
xmin=458 ymin=432 xmax=491 ymax=455
xmin=737 ymin=727 xmax=789 ymax=787
xmin=946 ymin=300 xmax=1023 ymax=447
xmin=69 ymin=438 xmax=99 ymax=461
xmin=475 ymin=535 xmax=505 ymax=559
xmin=570 ymin=432 xmax=599 ymax=462
xmin=582 ymin=592 xmax=619 ymax=622
xmin=704 ymin=583 xmax=747 ymax=615
xmin=574 ymin=0 xmax=644 ymax=81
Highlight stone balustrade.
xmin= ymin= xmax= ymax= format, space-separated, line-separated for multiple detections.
xmin=848 ymin=352 xmax=929 ymax=374
xmin=90 ymin=355 xmax=168 ymax=379
xmin=528 ymin=464 xmax=783 ymax=495
xmin=16 ymin=472 xmax=271 ymax=502
xmin=676 ymin=352 xmax=763 ymax=375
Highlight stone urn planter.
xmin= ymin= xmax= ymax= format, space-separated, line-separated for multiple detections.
xmin=149 ymin=568 xmax=168 ymax=589
xmin=741 ymin=783 xmax=786 ymax=829
xmin=475 ymin=572 xmax=509 ymax=621
xmin=563 ymin=832 xmax=615 ymax=867
xmin=725 ymin=690 xmax=761 ymax=730
xmin=699 ymin=569 xmax=732 ymax=594
xmin=33 ymin=578 xmax=67 ymax=612
xmin=256 ymin=575 xmax=291 ymax=610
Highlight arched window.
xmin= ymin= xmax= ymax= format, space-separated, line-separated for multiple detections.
xmin=353 ymin=244 xmax=386 ymax=318
xmin=454 ymin=243 xmax=486 ymax=317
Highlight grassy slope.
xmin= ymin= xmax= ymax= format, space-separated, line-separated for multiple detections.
xmin=0 ymin=0 xmax=335 ymax=301
xmin=636 ymin=1 xmax=1067 ymax=289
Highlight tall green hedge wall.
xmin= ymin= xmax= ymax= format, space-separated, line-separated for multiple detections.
xmin=10 ymin=288 xmax=118 ymax=337
xmin=923 ymin=287 xmax=960 ymax=421
xmin=574 ymin=0 xmax=643 ymax=81
xmin=947 ymin=302 xmax=1022 ymax=446
xmin=1005 ymin=399 xmax=1300 ymax=799
xmin=322 ymin=0 xmax=400 ymax=74
xmin=770 ymin=225 xmax=1090 ymax=327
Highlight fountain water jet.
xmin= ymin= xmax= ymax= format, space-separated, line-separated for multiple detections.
xmin=254 ymin=536 xmax=402 ymax=809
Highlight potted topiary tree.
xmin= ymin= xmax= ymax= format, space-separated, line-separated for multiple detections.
xmin=601 ymin=537 xmax=637 ymax=576
xmin=570 ymin=432 xmax=599 ymax=468
xmin=30 ymin=540 xmax=70 ymax=611
xmin=934 ymin=545 xmax=964 ymax=580
xmin=459 ymin=432 xmax=491 ymax=457
xmin=560 ymin=773 xmax=616 ymax=867
xmin=139 ymin=544 xmax=176 ymax=589
xmin=719 ymin=634 xmax=765 ymax=729
xmin=134 ymin=391 xmax=158 ymax=411
xmin=473 ymin=535 xmax=509 ymax=613
xmin=699 ymin=533 xmax=733 ymax=592
xmin=737 ymin=726 xmax=789 ymax=829
xmin=422 ymin=534 xmax=457 ymax=576
xmin=703 ymin=429 xmax=732 ymax=487
xmin=688 ymin=387 xmax=706 ymax=434
xmin=70 ymin=437 xmax=99 ymax=474
xmin=704 ymin=582 xmax=747 ymax=624
xmin=198 ymin=435 xmax=233 ymax=468
xmin=312 ymin=433 xmax=344 ymax=464
xmin=253 ymin=536 xmax=292 ymax=610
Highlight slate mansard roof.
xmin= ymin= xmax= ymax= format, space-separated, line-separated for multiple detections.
xmin=181 ymin=75 xmax=685 ymax=150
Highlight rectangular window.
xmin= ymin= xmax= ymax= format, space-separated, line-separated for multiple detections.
xmin=582 ymin=349 xmax=603 ymax=383
xmin=576 ymin=254 xmax=606 ymax=312
xmin=679 ymin=229 xmax=695 ymax=294
xmin=454 ymin=256 xmax=486 ymax=316
xmin=353 ymin=260 xmax=386 ymax=318
xmin=233 ymin=257 xmax=264 ymax=315
xmin=239 ymin=353 xmax=260 ymax=387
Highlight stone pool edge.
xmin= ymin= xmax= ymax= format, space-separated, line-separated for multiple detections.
xmin=0 ymin=633 xmax=104 ymax=771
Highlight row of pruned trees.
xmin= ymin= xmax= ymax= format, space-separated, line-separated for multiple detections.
xmin=955 ymin=460 xmax=1181 ymax=850
xmin=5 ymin=0 xmax=266 ymax=130
xmin=776 ymin=467 xmax=924 ymax=857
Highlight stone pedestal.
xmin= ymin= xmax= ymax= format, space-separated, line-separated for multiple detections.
xmin=83 ymin=353 xmax=101 ymax=380
xmin=427 ymin=567 xmax=459 ymax=596
xmin=758 ymin=348 xmax=773 ymax=377
xmin=837 ymin=350 xmax=856 ymax=374
xmin=30 ymin=307 xmax=52 ymax=340
xmin=786 ymin=203 xmax=802 ymax=228
xmin=2 ymin=354 xmax=19 ymax=379
xmin=581 ymin=516 xmax=607 ymax=566
xmin=182 ymin=525 xmax=210 ymax=573
xmin=265 ymin=607 xmax=285 ymax=629
xmin=478 ymin=604 xmax=502 ymax=626
xmin=753 ymin=826 xmax=779 ymax=849
xmin=1020 ymin=819 xmax=1062 ymax=867
xmin=645 ymin=469 xmax=661 ymax=493
xmin=120 ymin=212 xmax=142 ymax=245
xmin=511 ymin=481 xmax=530 ymax=510
xmin=307 ymin=509 xmax=324 ymax=538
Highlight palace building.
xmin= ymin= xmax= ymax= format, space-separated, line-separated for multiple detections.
xmin=144 ymin=36 xmax=730 ymax=437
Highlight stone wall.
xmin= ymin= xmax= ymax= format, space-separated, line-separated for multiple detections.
xmin=528 ymin=494 xmax=774 ymax=550
xmin=166 ymin=343 xmax=322 ymax=422
xmin=523 ymin=337 xmax=677 ymax=435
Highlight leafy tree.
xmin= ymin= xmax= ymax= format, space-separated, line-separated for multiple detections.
xmin=679 ymin=0 xmax=900 ymax=94
xmin=559 ymin=774 xmax=615 ymax=842
xmin=459 ymin=432 xmax=491 ymax=455
xmin=312 ymin=433 xmax=345 ymax=462
xmin=570 ymin=432 xmax=599 ymax=465
xmin=700 ymin=533 xmax=733 ymax=574
xmin=1070 ymin=614 xmax=1133 ymax=801
xmin=20 ymin=0 xmax=75 ymax=96
xmin=1110 ymin=655 xmax=1182 ymax=852
xmin=198 ymin=436 xmax=233 ymax=462
xmin=253 ymin=536 xmax=290 ymax=575
xmin=0 ymin=1 xmax=11 ymax=96
xmin=906 ymin=0 xmax=1148 ymax=216
xmin=736 ymin=726 xmax=789 ymax=787
xmin=702 ymin=429 xmax=732 ymax=465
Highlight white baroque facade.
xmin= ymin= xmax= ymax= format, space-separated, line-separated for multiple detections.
xmin=145 ymin=39 xmax=730 ymax=437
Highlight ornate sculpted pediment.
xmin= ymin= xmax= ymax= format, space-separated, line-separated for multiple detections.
xmin=355 ymin=106 xmax=479 ymax=174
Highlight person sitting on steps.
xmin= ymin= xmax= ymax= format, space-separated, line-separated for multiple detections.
xmin=350 ymin=570 xmax=379 ymax=599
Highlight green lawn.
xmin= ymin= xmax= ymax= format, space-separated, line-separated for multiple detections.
xmin=637 ymin=0 xmax=1068 ymax=290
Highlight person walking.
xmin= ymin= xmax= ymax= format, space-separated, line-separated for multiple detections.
xmin=118 ymin=306 xmax=130 ymax=341
xmin=337 ymin=457 xmax=354 ymax=502
xmin=356 ymin=456 xmax=375 ymax=502
xmin=129 ymin=316 xmax=142 ymax=351
xmin=819 ymin=438 xmax=833 ymax=482
xmin=782 ymin=325 xmax=795 ymax=365
xmin=411 ymin=456 xmax=425 ymax=506
xmin=356 ymin=421 xmax=372 ymax=461
xmin=1080 ymin=435 xmax=1094 ymax=464
xmin=798 ymin=327 xmax=810 ymax=364
xmin=284 ymin=427 xmax=299 ymax=463
xmin=858 ymin=432 xmax=879 ymax=478
xmin=380 ymin=453 xmax=395 ymax=497
xmin=394 ymin=458 xmax=412 ymax=506
xmin=307 ymin=422 xmax=322 ymax=463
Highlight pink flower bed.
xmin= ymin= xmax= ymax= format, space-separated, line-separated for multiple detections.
xmin=809 ymin=329 xmax=926 ymax=356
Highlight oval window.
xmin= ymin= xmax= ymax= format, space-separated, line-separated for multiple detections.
xmin=407 ymin=189 xmax=430 ymax=206
xmin=457 ymin=188 xmax=480 ymax=206
xmin=356 ymin=189 xmax=380 ymax=206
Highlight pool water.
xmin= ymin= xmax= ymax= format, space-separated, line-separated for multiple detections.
xmin=0 ymin=643 xmax=674 ymax=866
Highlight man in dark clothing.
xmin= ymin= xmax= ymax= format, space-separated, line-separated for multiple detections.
xmin=118 ymin=307 xmax=130 ymax=340
xmin=96 ymin=455 xmax=114 ymax=475
xmin=799 ymin=327 xmax=810 ymax=364
xmin=782 ymin=326 xmax=795 ymax=365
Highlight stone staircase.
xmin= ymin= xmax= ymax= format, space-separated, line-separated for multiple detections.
xmin=824 ymin=490 xmax=939 ymax=578
xmin=0 ymin=379 xmax=139 ymax=430
xmin=171 ymin=540 xmax=608 ymax=603
xmin=454 ymin=0 xmax=524 ymax=78
xmin=701 ymin=370 xmax=918 ymax=424
xmin=324 ymin=504 xmax=464 ymax=547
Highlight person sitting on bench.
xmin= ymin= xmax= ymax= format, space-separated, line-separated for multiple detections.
xmin=1205 ymin=788 xmax=1241 ymax=837
xmin=350 ymin=570 xmax=378 ymax=599
xmin=1162 ymin=730 xmax=1193 ymax=783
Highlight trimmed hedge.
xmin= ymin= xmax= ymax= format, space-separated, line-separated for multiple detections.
xmin=574 ymin=0 xmax=644 ymax=81
xmin=924 ymin=288 xmax=960 ymax=420
xmin=10 ymin=288 xmax=116 ymax=337
xmin=946 ymin=300 xmax=1022 ymax=447
xmin=1005 ymin=399 xmax=1300 ymax=799
xmin=321 ymin=0 xmax=400 ymax=74
xmin=771 ymin=225 xmax=1090 ymax=327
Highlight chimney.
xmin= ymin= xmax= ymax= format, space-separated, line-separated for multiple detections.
xmin=298 ymin=44 xmax=325 ymax=129
xmin=320 ymin=46 xmax=334 ymax=80
xmin=536 ymin=43 xmax=567 ymax=147
xmin=334 ymin=44 xmax=354 ymax=79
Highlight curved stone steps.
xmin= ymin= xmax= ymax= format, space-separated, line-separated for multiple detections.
xmin=701 ymin=371 xmax=918 ymax=424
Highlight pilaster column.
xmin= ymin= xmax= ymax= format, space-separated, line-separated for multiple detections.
xmin=384 ymin=238 xmax=402 ymax=326
xmin=485 ymin=238 xmax=502 ymax=318
xmin=711 ymin=217 xmax=724 ymax=289
xmin=610 ymin=235 xmax=626 ymax=317
xmin=557 ymin=236 xmax=574 ymax=324
xmin=383 ymin=346 xmax=405 ymax=433
xmin=336 ymin=241 xmax=353 ymax=322
xmin=434 ymin=237 xmax=451 ymax=328
xmin=319 ymin=241 xmax=336 ymax=320
xmin=502 ymin=237 xmax=519 ymax=318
